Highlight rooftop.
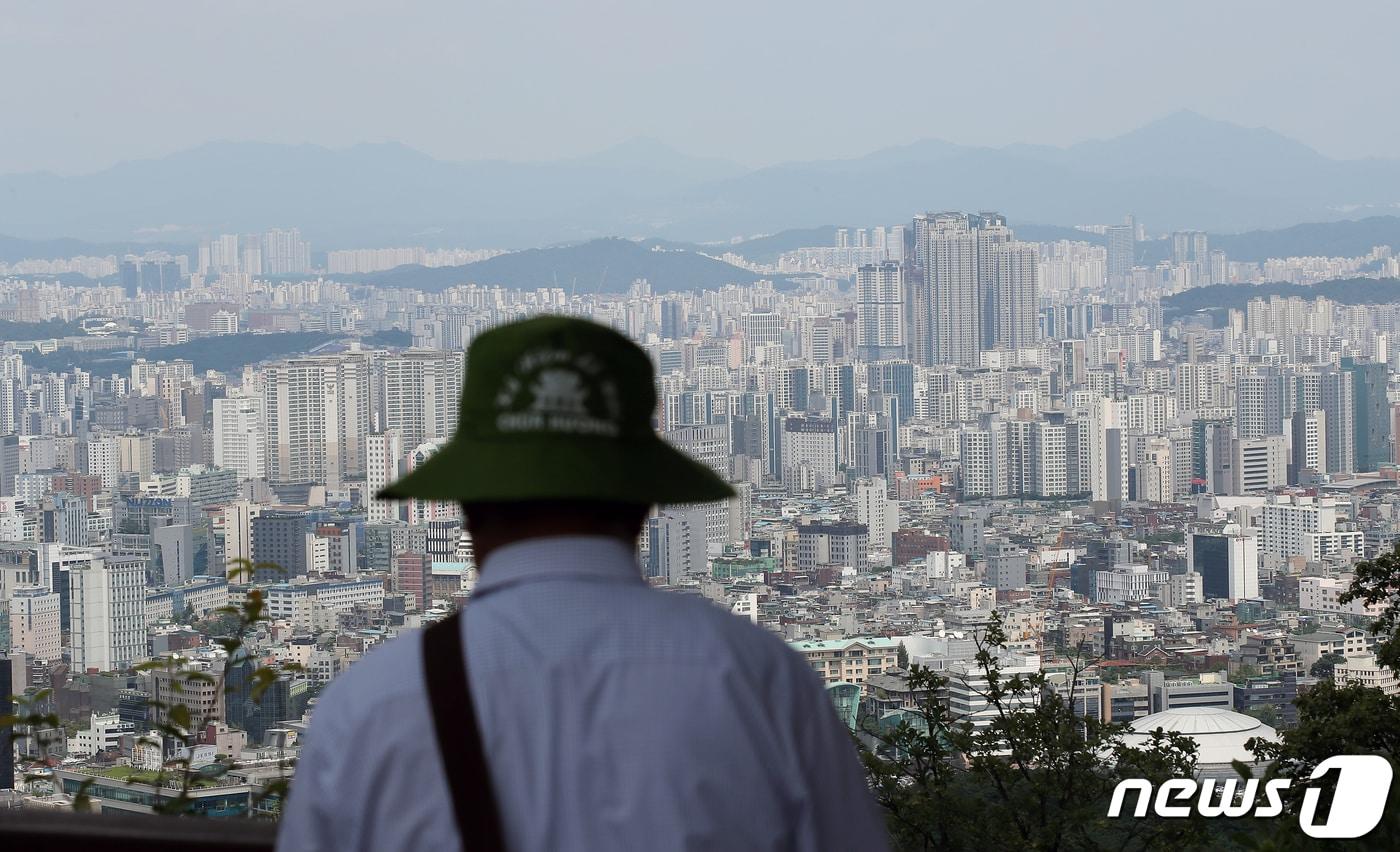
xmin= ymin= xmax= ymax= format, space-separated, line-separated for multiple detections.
xmin=1123 ymin=706 xmax=1278 ymax=771
xmin=789 ymin=637 xmax=900 ymax=652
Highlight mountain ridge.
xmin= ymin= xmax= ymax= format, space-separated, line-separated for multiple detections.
xmin=8 ymin=112 xmax=1400 ymax=245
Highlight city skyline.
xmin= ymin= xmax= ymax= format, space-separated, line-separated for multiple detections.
xmin=5 ymin=194 xmax=1400 ymax=837
xmin=6 ymin=4 xmax=1400 ymax=841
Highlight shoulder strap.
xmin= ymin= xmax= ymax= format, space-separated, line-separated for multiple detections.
xmin=423 ymin=611 xmax=507 ymax=850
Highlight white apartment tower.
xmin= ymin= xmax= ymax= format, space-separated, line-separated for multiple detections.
xmin=260 ymin=228 xmax=312 ymax=275
xmin=365 ymin=431 xmax=406 ymax=524
xmin=263 ymin=355 xmax=371 ymax=487
xmin=854 ymin=262 xmax=906 ymax=361
xmin=922 ymin=213 xmax=982 ymax=366
xmin=222 ymin=501 xmax=261 ymax=568
xmin=378 ymin=351 xmax=464 ymax=450
xmin=913 ymin=212 xmax=1037 ymax=366
xmin=988 ymin=240 xmax=1039 ymax=351
xmin=213 ymin=395 xmax=267 ymax=481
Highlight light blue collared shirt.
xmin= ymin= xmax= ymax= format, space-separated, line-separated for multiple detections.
xmin=277 ymin=536 xmax=888 ymax=851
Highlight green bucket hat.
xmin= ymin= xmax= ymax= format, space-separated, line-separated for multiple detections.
xmin=378 ymin=315 xmax=735 ymax=505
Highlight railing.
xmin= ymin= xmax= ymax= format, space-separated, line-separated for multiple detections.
xmin=0 ymin=809 xmax=276 ymax=851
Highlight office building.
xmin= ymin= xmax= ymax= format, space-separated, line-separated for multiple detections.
xmin=986 ymin=542 xmax=1028 ymax=590
xmin=649 ymin=505 xmax=708 ymax=585
xmin=251 ymin=511 xmax=309 ymax=583
xmin=1188 ymin=527 xmax=1260 ymax=602
xmin=854 ymin=478 xmax=897 ymax=550
xmin=1095 ymin=564 xmax=1170 ymax=604
xmin=796 ymin=522 xmax=869 ymax=572
xmin=70 ymin=556 xmax=147 ymax=673
xmin=780 ymin=416 xmax=837 ymax=491
xmin=1230 ymin=436 xmax=1287 ymax=494
xmin=9 ymin=586 xmax=61 ymax=660
xmin=1343 ymin=357 xmax=1391 ymax=472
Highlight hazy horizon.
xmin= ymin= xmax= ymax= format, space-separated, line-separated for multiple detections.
xmin=5 ymin=1 xmax=1400 ymax=175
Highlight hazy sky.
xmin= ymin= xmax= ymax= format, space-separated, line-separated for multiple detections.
xmin=3 ymin=1 xmax=1397 ymax=175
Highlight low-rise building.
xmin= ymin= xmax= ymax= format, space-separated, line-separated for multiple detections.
xmin=790 ymin=637 xmax=899 ymax=685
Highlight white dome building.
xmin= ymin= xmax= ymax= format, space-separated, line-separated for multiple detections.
xmin=1121 ymin=706 xmax=1279 ymax=777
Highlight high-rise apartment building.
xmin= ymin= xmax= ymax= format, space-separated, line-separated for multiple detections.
xmin=664 ymin=424 xmax=731 ymax=545
xmin=1318 ymin=369 xmax=1355 ymax=473
xmin=910 ymin=212 xmax=1037 ymax=366
xmin=1235 ymin=370 xmax=1288 ymax=439
xmin=263 ymin=355 xmax=370 ymax=487
xmin=1106 ymin=223 xmax=1135 ymax=284
xmin=987 ymin=240 xmax=1039 ymax=350
xmin=1172 ymin=230 xmax=1211 ymax=283
xmin=261 ymin=228 xmax=312 ymax=275
xmin=365 ymin=431 xmax=406 ymax=524
xmin=87 ymin=436 xmax=120 ymax=490
xmin=854 ymin=262 xmax=906 ymax=360
xmin=222 ymin=500 xmax=261 ymax=569
xmin=212 ymin=395 xmax=266 ymax=481
xmin=378 ymin=351 xmax=464 ymax=450
xmin=917 ymin=212 xmax=982 ymax=366
xmin=199 ymin=234 xmax=242 ymax=275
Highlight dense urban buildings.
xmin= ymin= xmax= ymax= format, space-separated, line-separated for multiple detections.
xmin=4 ymin=205 xmax=1400 ymax=821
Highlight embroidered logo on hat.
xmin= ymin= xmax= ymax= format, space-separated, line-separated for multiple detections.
xmin=494 ymin=348 xmax=622 ymax=437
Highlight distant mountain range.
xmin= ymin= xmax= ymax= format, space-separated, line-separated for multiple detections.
xmin=345 ymin=237 xmax=776 ymax=293
xmin=7 ymin=111 xmax=1400 ymax=247
xmin=1162 ymin=278 xmax=1400 ymax=324
xmin=0 ymin=233 xmax=191 ymax=265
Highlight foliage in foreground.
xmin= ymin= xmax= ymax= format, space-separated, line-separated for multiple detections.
xmin=860 ymin=542 xmax=1400 ymax=850
xmin=860 ymin=613 xmax=1210 ymax=851
xmin=3 ymin=558 xmax=297 ymax=817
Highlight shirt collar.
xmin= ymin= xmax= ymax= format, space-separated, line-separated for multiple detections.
xmin=472 ymin=535 xmax=646 ymax=597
